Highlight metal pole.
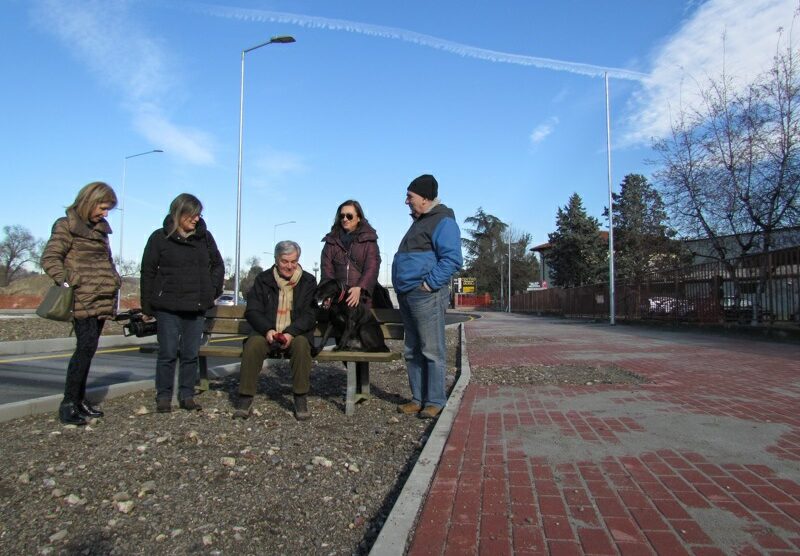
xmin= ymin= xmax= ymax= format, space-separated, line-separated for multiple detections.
xmin=605 ymin=72 xmax=616 ymax=325
xmin=233 ymin=36 xmax=295 ymax=305
xmin=508 ymin=232 xmax=512 ymax=312
xmin=117 ymin=149 xmax=162 ymax=312
xmin=234 ymin=50 xmax=246 ymax=305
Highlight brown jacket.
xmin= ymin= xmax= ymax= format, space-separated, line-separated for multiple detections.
xmin=41 ymin=209 xmax=120 ymax=320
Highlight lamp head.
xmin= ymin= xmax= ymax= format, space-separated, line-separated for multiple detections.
xmin=270 ymin=35 xmax=296 ymax=44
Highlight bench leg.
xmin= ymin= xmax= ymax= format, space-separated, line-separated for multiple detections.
xmin=345 ymin=361 xmax=357 ymax=416
xmin=356 ymin=362 xmax=370 ymax=397
xmin=197 ymin=356 xmax=209 ymax=393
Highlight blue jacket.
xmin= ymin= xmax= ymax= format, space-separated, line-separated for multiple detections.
xmin=392 ymin=203 xmax=463 ymax=294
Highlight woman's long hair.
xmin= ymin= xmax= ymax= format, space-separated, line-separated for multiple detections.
xmin=70 ymin=182 xmax=117 ymax=223
xmin=168 ymin=193 xmax=203 ymax=236
xmin=330 ymin=199 xmax=367 ymax=233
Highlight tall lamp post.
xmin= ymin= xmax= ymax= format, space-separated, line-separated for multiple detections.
xmin=273 ymin=220 xmax=296 ymax=245
xmin=117 ymin=149 xmax=163 ymax=311
xmin=605 ymin=72 xmax=616 ymax=325
xmin=234 ymin=35 xmax=296 ymax=305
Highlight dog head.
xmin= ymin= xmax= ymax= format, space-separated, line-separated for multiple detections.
xmin=315 ymin=279 xmax=347 ymax=311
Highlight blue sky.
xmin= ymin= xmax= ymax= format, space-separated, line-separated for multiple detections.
xmin=2 ymin=0 xmax=796 ymax=284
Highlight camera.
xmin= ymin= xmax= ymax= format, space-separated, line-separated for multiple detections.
xmin=115 ymin=308 xmax=158 ymax=338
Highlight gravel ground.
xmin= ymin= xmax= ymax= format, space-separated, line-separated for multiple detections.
xmin=0 ymin=331 xmax=459 ymax=556
xmin=467 ymin=335 xmax=648 ymax=386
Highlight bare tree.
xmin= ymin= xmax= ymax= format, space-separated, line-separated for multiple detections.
xmin=114 ymin=257 xmax=141 ymax=278
xmin=653 ymin=39 xmax=800 ymax=319
xmin=0 ymin=225 xmax=39 ymax=286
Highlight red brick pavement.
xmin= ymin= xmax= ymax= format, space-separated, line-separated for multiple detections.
xmin=407 ymin=313 xmax=800 ymax=555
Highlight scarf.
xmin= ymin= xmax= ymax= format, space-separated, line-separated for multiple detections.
xmin=273 ymin=265 xmax=303 ymax=332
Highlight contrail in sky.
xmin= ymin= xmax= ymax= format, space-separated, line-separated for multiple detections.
xmin=196 ymin=3 xmax=649 ymax=82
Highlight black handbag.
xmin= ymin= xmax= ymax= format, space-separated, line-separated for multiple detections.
xmin=36 ymin=284 xmax=74 ymax=321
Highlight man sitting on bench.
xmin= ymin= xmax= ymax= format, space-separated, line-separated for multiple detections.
xmin=233 ymin=240 xmax=317 ymax=421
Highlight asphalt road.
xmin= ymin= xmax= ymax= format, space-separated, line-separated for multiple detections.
xmin=0 ymin=344 xmax=240 ymax=405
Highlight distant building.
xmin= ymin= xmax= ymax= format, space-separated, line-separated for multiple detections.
xmin=530 ymin=231 xmax=609 ymax=287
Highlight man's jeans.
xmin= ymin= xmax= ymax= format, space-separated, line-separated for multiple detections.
xmin=154 ymin=311 xmax=205 ymax=402
xmin=397 ymin=286 xmax=449 ymax=408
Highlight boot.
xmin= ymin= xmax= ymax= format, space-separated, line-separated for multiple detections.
xmin=232 ymin=395 xmax=253 ymax=420
xmin=293 ymin=394 xmax=310 ymax=421
xmin=59 ymin=402 xmax=88 ymax=426
xmin=77 ymin=400 xmax=104 ymax=418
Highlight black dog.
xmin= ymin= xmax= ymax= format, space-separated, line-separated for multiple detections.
xmin=312 ymin=279 xmax=389 ymax=356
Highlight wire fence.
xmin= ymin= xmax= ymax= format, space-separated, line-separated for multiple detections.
xmin=511 ymin=246 xmax=800 ymax=324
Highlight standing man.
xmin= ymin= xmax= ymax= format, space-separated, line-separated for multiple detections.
xmin=233 ymin=241 xmax=317 ymax=421
xmin=392 ymin=174 xmax=463 ymax=419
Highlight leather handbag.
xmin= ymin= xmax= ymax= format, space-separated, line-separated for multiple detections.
xmin=36 ymin=283 xmax=74 ymax=321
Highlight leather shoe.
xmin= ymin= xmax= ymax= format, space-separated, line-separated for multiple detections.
xmin=77 ymin=400 xmax=104 ymax=418
xmin=59 ymin=402 xmax=88 ymax=426
xmin=179 ymin=398 xmax=202 ymax=411
xmin=293 ymin=394 xmax=310 ymax=421
xmin=232 ymin=395 xmax=253 ymax=419
xmin=156 ymin=399 xmax=172 ymax=413
xmin=397 ymin=401 xmax=422 ymax=415
xmin=418 ymin=405 xmax=442 ymax=419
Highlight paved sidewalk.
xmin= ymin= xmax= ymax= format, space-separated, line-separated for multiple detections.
xmin=407 ymin=312 xmax=800 ymax=555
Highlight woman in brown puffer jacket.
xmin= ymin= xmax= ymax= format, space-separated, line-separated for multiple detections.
xmin=41 ymin=181 xmax=120 ymax=425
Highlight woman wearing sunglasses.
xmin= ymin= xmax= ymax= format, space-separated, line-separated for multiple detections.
xmin=320 ymin=199 xmax=381 ymax=309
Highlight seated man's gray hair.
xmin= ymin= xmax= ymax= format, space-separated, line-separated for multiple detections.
xmin=274 ymin=240 xmax=301 ymax=260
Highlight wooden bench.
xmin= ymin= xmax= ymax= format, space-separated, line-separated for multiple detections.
xmin=141 ymin=305 xmax=404 ymax=416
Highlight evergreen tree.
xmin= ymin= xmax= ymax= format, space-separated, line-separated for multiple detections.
xmin=610 ymin=174 xmax=687 ymax=283
xmin=461 ymin=209 xmax=539 ymax=299
xmin=547 ymin=194 xmax=606 ymax=287
xmin=462 ymin=208 xmax=507 ymax=297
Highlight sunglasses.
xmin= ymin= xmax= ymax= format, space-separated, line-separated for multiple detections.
xmin=339 ymin=213 xmax=356 ymax=221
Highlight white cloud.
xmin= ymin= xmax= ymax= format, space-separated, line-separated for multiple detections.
xmin=625 ymin=0 xmax=798 ymax=145
xmin=30 ymin=0 xmax=216 ymax=165
xmin=134 ymin=108 xmax=216 ymax=166
xmin=530 ymin=117 xmax=559 ymax=145
xmin=247 ymin=148 xmax=308 ymax=199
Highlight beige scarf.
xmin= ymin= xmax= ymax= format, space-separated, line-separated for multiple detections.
xmin=273 ymin=265 xmax=303 ymax=332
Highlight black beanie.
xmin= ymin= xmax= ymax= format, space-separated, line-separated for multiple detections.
xmin=407 ymin=174 xmax=438 ymax=200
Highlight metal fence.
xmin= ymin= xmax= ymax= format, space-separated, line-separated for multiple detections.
xmin=512 ymin=246 xmax=800 ymax=324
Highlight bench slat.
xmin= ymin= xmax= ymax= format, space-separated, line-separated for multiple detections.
xmin=205 ymin=319 xmax=404 ymax=340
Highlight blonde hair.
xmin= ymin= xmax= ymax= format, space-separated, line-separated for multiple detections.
xmin=168 ymin=193 xmax=203 ymax=236
xmin=70 ymin=182 xmax=117 ymax=223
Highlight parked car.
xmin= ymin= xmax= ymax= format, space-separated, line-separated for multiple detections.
xmin=643 ymin=296 xmax=696 ymax=318
xmin=722 ymin=296 xmax=772 ymax=323
xmin=215 ymin=294 xmax=237 ymax=306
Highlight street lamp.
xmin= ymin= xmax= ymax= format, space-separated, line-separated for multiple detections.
xmin=117 ymin=149 xmax=163 ymax=311
xmin=605 ymin=72 xmax=616 ymax=325
xmin=234 ymin=35 xmax=296 ymax=305
xmin=273 ymin=220 xmax=296 ymax=245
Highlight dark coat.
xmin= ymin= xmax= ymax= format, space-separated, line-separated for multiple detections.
xmin=244 ymin=267 xmax=318 ymax=341
xmin=320 ymin=220 xmax=381 ymax=295
xmin=140 ymin=217 xmax=224 ymax=315
xmin=41 ymin=209 xmax=120 ymax=320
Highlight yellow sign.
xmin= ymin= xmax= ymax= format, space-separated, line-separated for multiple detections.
xmin=460 ymin=277 xmax=476 ymax=293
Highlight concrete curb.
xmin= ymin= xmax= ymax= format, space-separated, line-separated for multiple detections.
xmin=0 ymin=362 xmax=241 ymax=424
xmin=369 ymin=322 xmax=471 ymax=555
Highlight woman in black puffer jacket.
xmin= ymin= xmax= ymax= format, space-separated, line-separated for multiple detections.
xmin=140 ymin=193 xmax=224 ymax=413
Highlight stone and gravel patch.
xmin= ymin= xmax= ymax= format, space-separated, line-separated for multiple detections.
xmin=0 ymin=333 xmax=459 ymax=555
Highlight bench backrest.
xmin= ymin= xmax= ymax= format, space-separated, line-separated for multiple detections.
xmin=204 ymin=305 xmax=405 ymax=340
